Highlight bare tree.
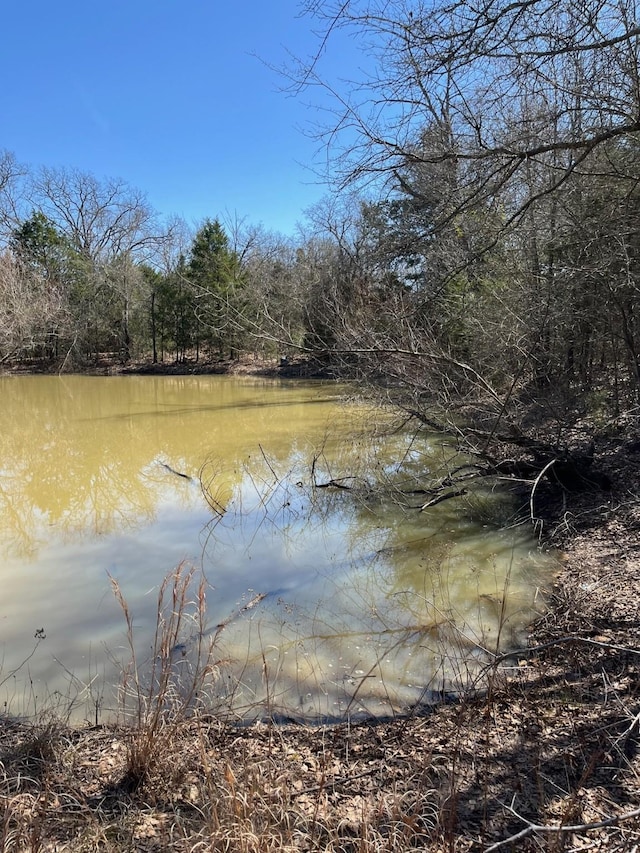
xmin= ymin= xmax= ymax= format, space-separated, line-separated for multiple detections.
xmin=277 ymin=0 xmax=640 ymax=495
xmin=295 ymin=0 xmax=640 ymax=229
xmin=29 ymin=166 xmax=164 ymax=262
xmin=0 ymin=251 xmax=66 ymax=362
xmin=25 ymin=167 xmax=170 ymax=362
xmin=0 ymin=150 xmax=26 ymax=241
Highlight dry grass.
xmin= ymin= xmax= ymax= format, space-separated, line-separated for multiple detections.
xmin=1 ymin=655 xmax=640 ymax=852
xmin=109 ymin=563 xmax=225 ymax=791
xmin=2 ymin=506 xmax=640 ymax=853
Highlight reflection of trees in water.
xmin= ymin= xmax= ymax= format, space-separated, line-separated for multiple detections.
xmin=196 ymin=441 xmax=554 ymax=721
xmin=0 ymin=475 xmax=42 ymax=560
xmin=0 ymin=376 xmax=348 ymax=558
xmin=0 ymin=377 xmax=553 ymax=720
xmin=0 ymin=381 xmax=351 ymax=580
xmin=0 ymin=424 xmax=201 ymax=558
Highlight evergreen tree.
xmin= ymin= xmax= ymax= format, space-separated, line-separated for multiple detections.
xmin=186 ymin=219 xmax=241 ymax=358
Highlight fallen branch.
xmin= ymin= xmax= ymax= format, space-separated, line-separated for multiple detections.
xmin=484 ymin=800 xmax=640 ymax=851
xmin=420 ymin=488 xmax=468 ymax=510
xmin=530 ymin=457 xmax=558 ymax=521
xmin=315 ymin=477 xmax=356 ymax=490
xmin=161 ymin=462 xmax=193 ymax=481
xmin=485 ymin=634 xmax=640 ymax=671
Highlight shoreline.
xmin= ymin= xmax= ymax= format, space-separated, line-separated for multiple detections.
xmin=0 ymin=354 xmax=333 ymax=380
xmin=1 ymin=362 xmax=638 ymax=850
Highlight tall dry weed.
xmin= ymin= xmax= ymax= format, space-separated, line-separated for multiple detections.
xmin=110 ymin=562 xmax=222 ymax=787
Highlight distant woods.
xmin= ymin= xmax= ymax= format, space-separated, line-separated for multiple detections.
xmin=0 ymin=157 xmax=294 ymax=368
xmin=2 ymin=0 xmax=640 ymax=478
xmin=0 ymin=156 xmax=326 ymax=370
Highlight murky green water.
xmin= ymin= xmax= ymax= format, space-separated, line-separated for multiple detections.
xmin=0 ymin=375 xmax=554 ymax=721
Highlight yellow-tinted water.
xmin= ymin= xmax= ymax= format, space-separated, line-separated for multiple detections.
xmin=0 ymin=374 xmax=555 ymax=721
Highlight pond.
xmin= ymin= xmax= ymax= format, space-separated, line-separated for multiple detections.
xmin=0 ymin=374 xmax=555 ymax=722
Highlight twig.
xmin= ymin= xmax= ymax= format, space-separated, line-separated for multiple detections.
xmin=484 ymin=801 xmax=640 ymax=851
xmin=315 ymin=476 xmax=357 ymax=489
xmin=258 ymin=443 xmax=279 ymax=480
xmin=0 ymin=632 xmax=47 ymax=689
xmin=485 ymin=634 xmax=640 ymax=673
xmin=530 ymin=457 xmax=558 ymax=521
xmin=58 ymin=331 xmax=78 ymax=375
xmin=420 ymin=488 xmax=467 ymax=510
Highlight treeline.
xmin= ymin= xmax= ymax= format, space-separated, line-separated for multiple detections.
xmin=2 ymin=0 xmax=640 ymax=465
xmin=0 ymin=157 xmax=381 ymax=371
xmin=291 ymin=0 xmax=640 ymax=465
xmin=0 ymin=158 xmax=307 ymax=367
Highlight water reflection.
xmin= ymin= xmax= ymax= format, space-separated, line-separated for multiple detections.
xmin=193 ymin=454 xmax=551 ymax=721
xmin=0 ymin=375 xmax=346 ymax=556
xmin=0 ymin=375 xmax=554 ymax=721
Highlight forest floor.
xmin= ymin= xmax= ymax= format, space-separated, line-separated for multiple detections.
xmin=1 ymin=359 xmax=639 ymax=851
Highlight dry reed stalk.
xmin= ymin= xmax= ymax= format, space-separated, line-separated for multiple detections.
xmin=109 ymin=562 xmax=222 ymax=788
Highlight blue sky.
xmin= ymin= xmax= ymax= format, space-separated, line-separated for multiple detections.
xmin=2 ymin=1 xmax=358 ymax=236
